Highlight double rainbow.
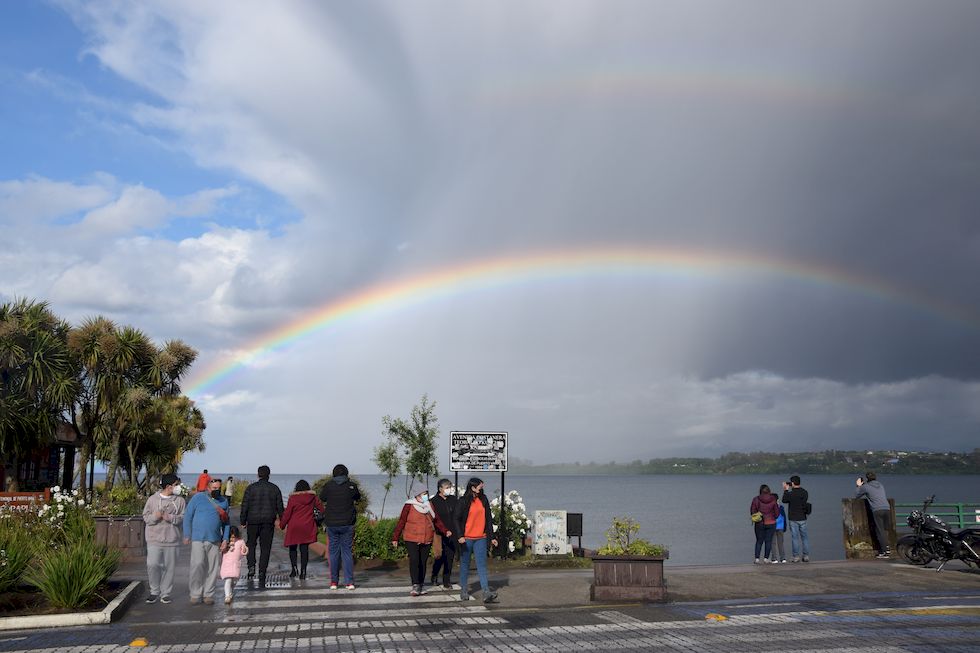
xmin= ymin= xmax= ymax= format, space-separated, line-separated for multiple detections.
xmin=185 ymin=246 xmax=976 ymax=397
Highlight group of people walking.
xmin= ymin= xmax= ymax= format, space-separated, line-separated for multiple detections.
xmin=141 ymin=463 xmax=362 ymax=606
xmin=749 ymin=475 xmax=811 ymax=564
xmin=391 ymin=476 xmax=499 ymax=602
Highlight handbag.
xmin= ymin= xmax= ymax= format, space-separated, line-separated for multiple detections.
xmin=750 ymin=511 xmax=763 ymax=523
xmin=312 ymin=504 xmax=325 ymax=527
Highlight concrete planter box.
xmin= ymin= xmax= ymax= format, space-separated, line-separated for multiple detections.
xmin=591 ymin=552 xmax=669 ymax=602
xmin=94 ymin=516 xmax=146 ymax=561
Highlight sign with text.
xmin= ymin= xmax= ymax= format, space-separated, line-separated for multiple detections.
xmin=0 ymin=490 xmax=51 ymax=510
xmin=450 ymin=431 xmax=508 ymax=472
xmin=533 ymin=510 xmax=569 ymax=555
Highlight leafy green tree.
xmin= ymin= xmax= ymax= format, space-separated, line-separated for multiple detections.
xmin=371 ymin=441 xmax=401 ymax=519
xmin=0 ymin=300 xmax=77 ymax=490
xmin=68 ymin=318 xmax=198 ymax=492
xmin=382 ymin=394 xmax=440 ymax=496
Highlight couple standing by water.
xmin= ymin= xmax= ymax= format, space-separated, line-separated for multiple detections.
xmin=750 ymin=475 xmax=811 ymax=564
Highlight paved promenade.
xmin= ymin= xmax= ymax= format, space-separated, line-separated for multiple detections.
xmin=1 ymin=546 xmax=978 ymax=652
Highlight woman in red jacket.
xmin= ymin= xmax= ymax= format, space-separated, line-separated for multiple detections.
xmin=392 ymin=481 xmax=450 ymax=597
xmin=750 ymin=484 xmax=781 ymax=564
xmin=280 ymin=479 xmax=324 ymax=580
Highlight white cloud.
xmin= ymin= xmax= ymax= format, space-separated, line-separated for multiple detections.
xmin=197 ymin=390 xmax=261 ymax=412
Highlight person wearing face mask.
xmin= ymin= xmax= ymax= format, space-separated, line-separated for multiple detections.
xmin=454 ymin=477 xmax=498 ymax=603
xmin=429 ymin=479 xmax=459 ymax=588
xmin=392 ymin=481 xmax=451 ymax=597
xmin=142 ymin=473 xmax=186 ymax=605
xmin=184 ymin=478 xmax=231 ymax=605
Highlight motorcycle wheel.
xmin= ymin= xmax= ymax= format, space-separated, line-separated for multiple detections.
xmin=897 ymin=535 xmax=934 ymax=566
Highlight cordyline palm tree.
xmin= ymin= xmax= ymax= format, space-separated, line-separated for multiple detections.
xmin=71 ymin=317 xmax=199 ymax=492
xmin=0 ymin=299 xmax=77 ymax=491
xmin=67 ymin=318 xmax=152 ymax=493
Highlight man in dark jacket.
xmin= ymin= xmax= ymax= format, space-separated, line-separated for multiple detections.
xmin=318 ymin=464 xmax=360 ymax=589
xmin=429 ymin=478 xmax=459 ymax=588
xmin=239 ymin=465 xmax=284 ymax=588
xmin=781 ymin=475 xmax=810 ymax=562
xmin=856 ymin=471 xmax=891 ymax=558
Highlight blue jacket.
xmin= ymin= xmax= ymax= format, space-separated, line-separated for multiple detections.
xmin=184 ymin=491 xmax=231 ymax=543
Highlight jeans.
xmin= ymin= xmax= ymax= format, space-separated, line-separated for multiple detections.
xmin=789 ymin=519 xmax=810 ymax=558
xmin=459 ymin=537 xmax=489 ymax=595
xmin=245 ymin=522 xmax=275 ymax=577
xmin=327 ymin=525 xmax=355 ymax=584
xmin=431 ymin=535 xmax=457 ymax=584
xmin=405 ymin=541 xmax=432 ymax=586
xmin=146 ymin=545 xmax=178 ymax=598
xmin=189 ymin=540 xmax=221 ymax=599
xmin=754 ymin=522 xmax=775 ymax=559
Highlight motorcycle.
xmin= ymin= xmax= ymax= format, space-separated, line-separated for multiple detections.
xmin=897 ymin=495 xmax=980 ymax=572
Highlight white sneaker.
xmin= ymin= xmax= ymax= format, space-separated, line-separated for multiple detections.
xmin=753 ymin=558 xmax=761 ymax=564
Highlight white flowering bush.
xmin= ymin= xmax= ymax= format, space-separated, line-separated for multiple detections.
xmin=38 ymin=486 xmax=95 ymax=544
xmin=490 ymin=490 xmax=532 ymax=556
xmin=0 ymin=509 xmax=38 ymax=592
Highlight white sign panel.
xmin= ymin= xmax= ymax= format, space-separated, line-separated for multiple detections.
xmin=533 ymin=510 xmax=569 ymax=555
xmin=450 ymin=431 xmax=508 ymax=472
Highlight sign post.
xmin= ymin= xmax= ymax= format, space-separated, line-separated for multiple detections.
xmin=450 ymin=431 xmax=509 ymax=556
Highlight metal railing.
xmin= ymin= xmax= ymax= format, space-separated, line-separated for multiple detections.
xmin=895 ymin=502 xmax=980 ymax=530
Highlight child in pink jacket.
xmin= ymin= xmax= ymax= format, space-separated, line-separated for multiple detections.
xmin=221 ymin=526 xmax=248 ymax=604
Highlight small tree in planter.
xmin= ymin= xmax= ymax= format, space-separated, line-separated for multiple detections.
xmin=591 ymin=516 xmax=669 ymax=602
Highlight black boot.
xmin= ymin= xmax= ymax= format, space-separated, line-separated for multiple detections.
xmin=299 ymin=563 xmax=307 ymax=580
xmin=247 ymin=565 xmax=255 ymax=580
xmin=258 ymin=574 xmax=266 ymax=590
xmin=289 ymin=565 xmax=298 ymax=578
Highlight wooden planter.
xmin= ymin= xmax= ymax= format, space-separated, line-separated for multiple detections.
xmin=94 ymin=516 xmax=146 ymax=561
xmin=591 ymin=552 xmax=669 ymax=602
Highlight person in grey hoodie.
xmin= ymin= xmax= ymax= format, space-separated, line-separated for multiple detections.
xmin=856 ymin=471 xmax=891 ymax=558
xmin=142 ymin=473 xmax=186 ymax=604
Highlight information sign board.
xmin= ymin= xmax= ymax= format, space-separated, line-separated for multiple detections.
xmin=533 ymin=510 xmax=569 ymax=555
xmin=450 ymin=431 xmax=508 ymax=472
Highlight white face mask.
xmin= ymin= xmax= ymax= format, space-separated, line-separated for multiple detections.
xmin=172 ymin=484 xmax=184 ymax=496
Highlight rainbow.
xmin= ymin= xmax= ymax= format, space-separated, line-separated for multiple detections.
xmin=185 ymin=246 xmax=978 ymax=397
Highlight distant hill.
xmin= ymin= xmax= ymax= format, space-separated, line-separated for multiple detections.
xmin=508 ymin=449 xmax=980 ymax=475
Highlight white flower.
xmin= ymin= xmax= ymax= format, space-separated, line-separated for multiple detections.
xmin=77 ymin=499 xmax=85 ymax=506
xmin=51 ymin=486 xmax=60 ymax=493
xmin=508 ymin=541 xmax=516 ymax=552
xmin=72 ymin=489 xmax=79 ymax=496
xmin=492 ymin=524 xmax=498 ymax=532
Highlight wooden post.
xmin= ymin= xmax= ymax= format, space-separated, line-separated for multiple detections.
xmin=842 ymin=498 xmax=897 ymax=558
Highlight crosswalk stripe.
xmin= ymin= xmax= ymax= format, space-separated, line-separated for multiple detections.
xmin=231 ymin=585 xmax=451 ymax=597
xmin=216 ymin=615 xmax=507 ymax=635
xmin=231 ymin=593 xmax=468 ymax=609
xmin=220 ymin=604 xmax=490 ymax=623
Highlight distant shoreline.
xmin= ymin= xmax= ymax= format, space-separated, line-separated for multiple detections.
xmin=506 ymin=449 xmax=980 ymax=476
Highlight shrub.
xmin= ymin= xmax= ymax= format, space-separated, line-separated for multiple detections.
xmin=39 ymin=487 xmax=96 ymax=545
xmin=0 ymin=518 xmax=36 ymax=593
xmin=311 ymin=475 xmax=370 ymax=517
xmin=597 ymin=516 xmax=666 ymax=557
xmin=228 ymin=480 xmax=247 ymax=507
xmin=26 ymin=540 xmax=120 ymax=608
xmin=94 ymin=485 xmax=144 ymax=516
xmin=353 ymin=516 xmax=405 ymax=561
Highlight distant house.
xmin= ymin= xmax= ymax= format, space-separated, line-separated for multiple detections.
xmin=887 ymin=458 xmax=900 ymax=465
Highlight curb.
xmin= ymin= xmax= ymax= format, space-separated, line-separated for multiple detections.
xmin=0 ymin=580 xmax=143 ymax=631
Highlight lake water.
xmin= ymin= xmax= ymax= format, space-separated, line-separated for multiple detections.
xmin=124 ymin=472 xmax=980 ymax=566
